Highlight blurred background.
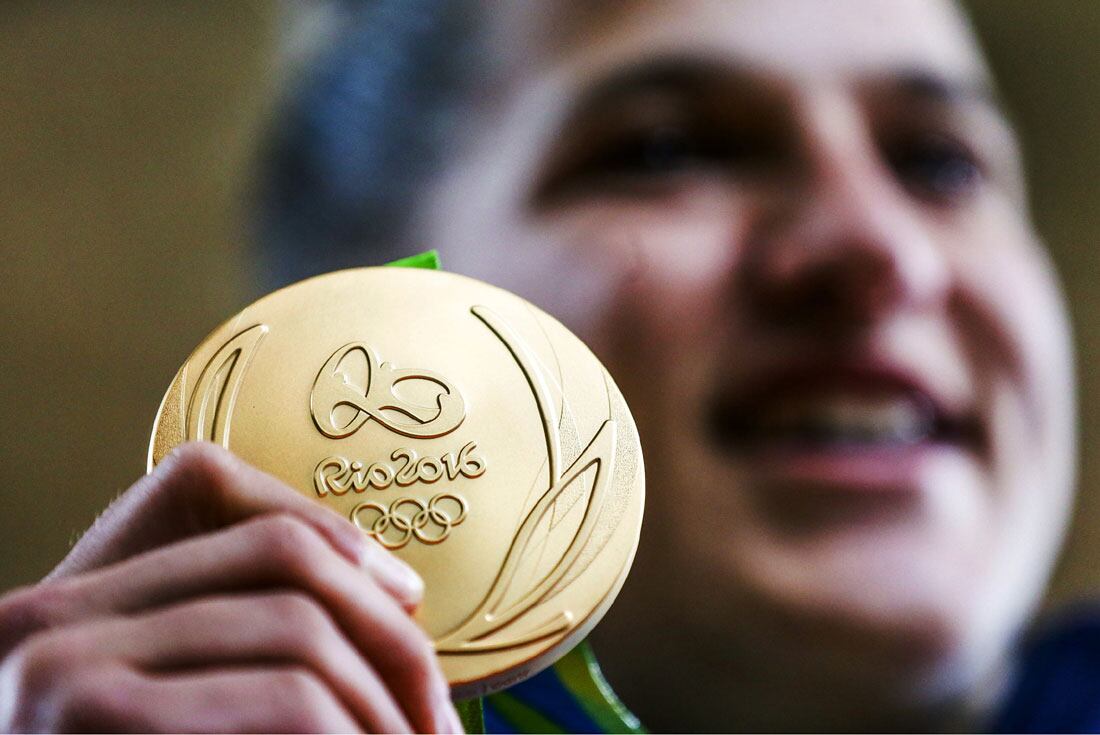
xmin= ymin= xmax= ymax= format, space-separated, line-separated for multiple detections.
xmin=1 ymin=1 xmax=1098 ymax=609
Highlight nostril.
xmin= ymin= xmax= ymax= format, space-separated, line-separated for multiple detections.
xmin=836 ymin=253 xmax=902 ymax=314
xmin=744 ymin=245 xmax=907 ymax=332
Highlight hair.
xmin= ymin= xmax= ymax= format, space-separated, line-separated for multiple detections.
xmin=254 ymin=0 xmax=488 ymax=287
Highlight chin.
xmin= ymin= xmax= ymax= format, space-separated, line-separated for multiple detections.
xmin=726 ymin=512 xmax=1001 ymax=696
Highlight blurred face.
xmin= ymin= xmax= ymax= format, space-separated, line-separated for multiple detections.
xmin=419 ymin=0 xmax=1076 ymax=709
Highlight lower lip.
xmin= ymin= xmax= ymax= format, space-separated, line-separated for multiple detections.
xmin=735 ymin=439 xmax=965 ymax=494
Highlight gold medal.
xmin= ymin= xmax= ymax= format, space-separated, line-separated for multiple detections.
xmin=148 ymin=267 xmax=644 ymax=697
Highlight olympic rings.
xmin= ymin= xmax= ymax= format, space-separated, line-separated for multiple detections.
xmin=351 ymin=493 xmax=468 ymax=549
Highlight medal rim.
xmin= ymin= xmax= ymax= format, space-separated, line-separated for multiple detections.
xmin=147 ymin=265 xmax=645 ymax=696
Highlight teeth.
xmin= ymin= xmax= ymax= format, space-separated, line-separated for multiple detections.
xmin=756 ymin=396 xmax=933 ymax=445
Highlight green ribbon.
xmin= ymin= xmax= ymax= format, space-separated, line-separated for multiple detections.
xmin=386 ymin=249 xmax=442 ymax=270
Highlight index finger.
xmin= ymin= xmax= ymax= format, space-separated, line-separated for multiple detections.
xmin=49 ymin=442 xmax=372 ymax=580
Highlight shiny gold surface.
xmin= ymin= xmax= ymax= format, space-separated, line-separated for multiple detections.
xmin=148 ymin=267 xmax=644 ymax=697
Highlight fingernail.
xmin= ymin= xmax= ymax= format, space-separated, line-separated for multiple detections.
xmin=361 ymin=538 xmax=424 ymax=602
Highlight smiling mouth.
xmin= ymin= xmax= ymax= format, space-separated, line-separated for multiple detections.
xmin=707 ymin=368 xmax=984 ymax=457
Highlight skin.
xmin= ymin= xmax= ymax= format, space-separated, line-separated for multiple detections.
xmin=0 ymin=0 xmax=1077 ymax=732
xmin=418 ymin=0 xmax=1077 ymax=730
xmin=0 ymin=443 xmax=463 ymax=733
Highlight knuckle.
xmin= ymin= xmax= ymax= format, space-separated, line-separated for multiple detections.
xmin=13 ymin=633 xmax=77 ymax=682
xmin=157 ymin=441 xmax=235 ymax=503
xmin=0 ymin=587 xmax=35 ymax=634
xmin=253 ymin=514 xmax=326 ymax=571
xmin=266 ymin=593 xmax=331 ymax=644
xmin=390 ymin=630 xmax=440 ymax=688
xmin=267 ymin=591 xmax=320 ymax=625
xmin=168 ymin=440 xmax=233 ymax=471
xmin=56 ymin=668 xmax=141 ymax=732
xmin=2 ymin=631 xmax=89 ymax=712
xmin=273 ymin=668 xmax=330 ymax=712
xmin=0 ymin=584 xmax=64 ymax=644
xmin=287 ymin=704 xmax=335 ymax=734
xmin=276 ymin=675 xmax=347 ymax=733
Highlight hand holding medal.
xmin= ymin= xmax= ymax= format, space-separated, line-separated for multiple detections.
xmin=148 ymin=259 xmax=645 ymax=720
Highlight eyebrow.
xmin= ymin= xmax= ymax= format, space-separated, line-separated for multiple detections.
xmin=568 ymin=55 xmax=1006 ymax=118
xmin=569 ymin=56 xmax=742 ymax=110
xmin=889 ymin=67 xmax=1003 ymax=111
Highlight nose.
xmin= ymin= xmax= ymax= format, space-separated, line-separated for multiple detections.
xmin=740 ymin=114 xmax=949 ymax=336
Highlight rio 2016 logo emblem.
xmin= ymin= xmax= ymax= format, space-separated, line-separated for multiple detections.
xmin=310 ymin=342 xmax=466 ymax=440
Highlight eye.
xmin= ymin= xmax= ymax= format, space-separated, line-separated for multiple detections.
xmin=589 ymin=124 xmax=712 ymax=177
xmin=885 ymin=132 xmax=984 ymax=204
xmin=551 ymin=123 xmax=783 ymax=192
xmin=531 ymin=124 xmax=719 ymax=201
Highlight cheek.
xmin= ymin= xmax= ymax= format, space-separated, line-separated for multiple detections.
xmin=565 ymin=187 xmax=750 ymax=352
xmin=946 ymin=210 xmax=1076 ymax=586
xmin=950 ymin=217 xmax=1074 ymax=466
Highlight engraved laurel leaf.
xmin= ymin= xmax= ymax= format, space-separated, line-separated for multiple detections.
xmin=433 ymin=307 xmax=618 ymax=654
xmin=434 ymin=420 xmax=616 ymax=652
xmin=186 ymin=324 xmax=268 ymax=447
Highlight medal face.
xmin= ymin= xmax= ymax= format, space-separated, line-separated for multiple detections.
xmin=148 ymin=267 xmax=644 ymax=697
